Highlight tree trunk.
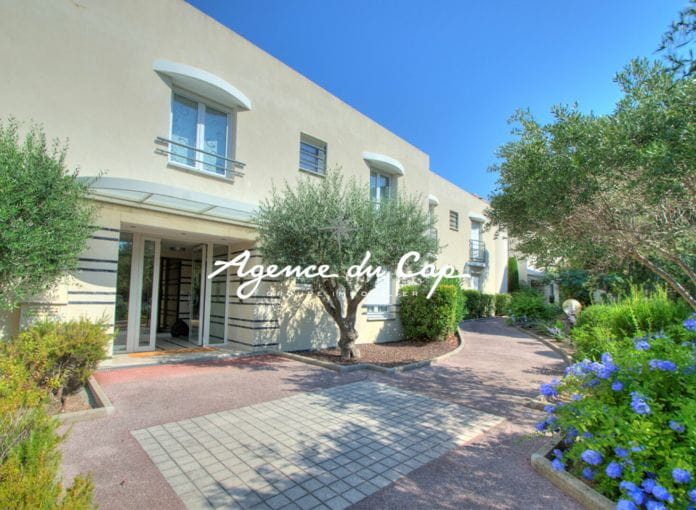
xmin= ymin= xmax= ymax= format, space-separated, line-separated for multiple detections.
xmin=338 ymin=310 xmax=360 ymax=361
xmin=634 ymin=252 xmax=696 ymax=310
xmin=338 ymin=326 xmax=360 ymax=361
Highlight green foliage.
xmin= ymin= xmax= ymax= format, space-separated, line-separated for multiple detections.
xmin=494 ymin=293 xmax=512 ymax=316
xmin=487 ymin=60 xmax=696 ymax=308
xmin=256 ymin=169 xmax=438 ymax=357
xmin=535 ymin=323 xmax=696 ymax=507
xmin=439 ymin=277 xmax=467 ymax=320
xmin=572 ymin=287 xmax=692 ymax=360
xmin=462 ymin=290 xmax=482 ymax=319
xmin=480 ymin=294 xmax=495 ymax=317
xmin=2 ymin=319 xmax=111 ymax=398
xmin=0 ymin=356 xmax=95 ymax=509
xmin=509 ymin=288 xmax=558 ymax=323
xmin=0 ymin=119 xmax=96 ymax=310
xmin=507 ymin=257 xmax=519 ymax=293
xmin=399 ymin=284 xmax=458 ymax=341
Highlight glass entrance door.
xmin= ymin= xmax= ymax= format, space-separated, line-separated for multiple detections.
xmin=125 ymin=234 xmax=161 ymax=352
xmin=189 ymin=244 xmax=207 ymax=345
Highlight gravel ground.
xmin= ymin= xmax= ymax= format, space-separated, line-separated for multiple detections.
xmin=59 ymin=318 xmax=582 ymax=510
xmin=298 ymin=334 xmax=459 ymax=367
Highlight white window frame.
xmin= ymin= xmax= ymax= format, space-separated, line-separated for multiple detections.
xmin=370 ymin=170 xmax=393 ymax=206
xmin=169 ymin=90 xmax=234 ymax=176
xmin=449 ymin=210 xmax=459 ymax=231
xmin=299 ymin=134 xmax=327 ymax=175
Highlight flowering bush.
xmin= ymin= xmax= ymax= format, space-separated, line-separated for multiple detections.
xmin=536 ymin=313 xmax=696 ymax=509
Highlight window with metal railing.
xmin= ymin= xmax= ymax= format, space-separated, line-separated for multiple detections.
xmin=299 ymin=134 xmax=327 ymax=175
xmin=156 ymin=93 xmax=244 ymax=178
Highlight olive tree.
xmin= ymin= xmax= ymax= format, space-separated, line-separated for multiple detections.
xmin=0 ymin=119 xmax=96 ymax=310
xmin=256 ymin=169 xmax=438 ymax=360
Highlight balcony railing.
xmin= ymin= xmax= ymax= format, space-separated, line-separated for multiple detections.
xmin=155 ymin=136 xmax=246 ymax=179
xmin=429 ymin=226 xmax=438 ymax=242
xmin=470 ymin=239 xmax=487 ymax=264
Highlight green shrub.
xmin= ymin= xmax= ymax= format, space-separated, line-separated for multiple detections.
xmin=462 ymin=290 xmax=482 ymax=318
xmin=535 ymin=319 xmax=696 ymax=507
xmin=0 ymin=355 xmax=95 ymax=509
xmin=508 ymin=257 xmax=519 ymax=292
xmin=494 ymin=293 xmax=512 ymax=316
xmin=572 ymin=287 xmax=691 ymax=359
xmin=480 ymin=293 xmax=495 ymax=317
xmin=400 ymin=284 xmax=458 ymax=341
xmin=2 ymin=319 xmax=111 ymax=400
xmin=440 ymin=277 xmax=467 ymax=321
xmin=509 ymin=288 xmax=558 ymax=323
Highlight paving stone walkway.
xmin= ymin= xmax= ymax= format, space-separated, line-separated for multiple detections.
xmin=133 ymin=380 xmax=504 ymax=510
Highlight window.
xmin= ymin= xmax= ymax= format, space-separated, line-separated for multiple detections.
xmin=299 ymin=134 xmax=327 ymax=175
xmin=370 ymin=171 xmax=392 ymax=205
xmin=170 ymin=93 xmax=230 ymax=176
xmin=449 ymin=210 xmax=459 ymax=231
xmin=470 ymin=220 xmax=481 ymax=241
xmin=364 ymin=271 xmax=392 ymax=318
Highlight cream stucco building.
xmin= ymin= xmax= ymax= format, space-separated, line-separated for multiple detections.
xmin=0 ymin=0 xmax=508 ymax=355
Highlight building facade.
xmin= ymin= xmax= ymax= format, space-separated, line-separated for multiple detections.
xmin=0 ymin=0 xmax=508 ymax=354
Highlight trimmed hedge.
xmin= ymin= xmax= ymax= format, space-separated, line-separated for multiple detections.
xmin=494 ymin=293 xmax=511 ymax=316
xmin=400 ymin=284 xmax=459 ymax=341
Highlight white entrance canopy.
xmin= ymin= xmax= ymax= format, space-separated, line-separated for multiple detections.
xmin=80 ymin=176 xmax=257 ymax=223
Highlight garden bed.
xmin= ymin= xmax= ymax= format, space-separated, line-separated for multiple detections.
xmin=55 ymin=376 xmax=115 ymax=424
xmin=298 ymin=333 xmax=459 ymax=367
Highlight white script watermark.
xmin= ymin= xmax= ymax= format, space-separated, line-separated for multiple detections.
xmin=208 ymin=250 xmax=465 ymax=300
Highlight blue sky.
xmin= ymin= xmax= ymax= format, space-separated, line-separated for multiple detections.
xmin=188 ymin=0 xmax=685 ymax=198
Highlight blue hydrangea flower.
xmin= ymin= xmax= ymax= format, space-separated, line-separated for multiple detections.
xmin=582 ymin=431 xmax=593 ymax=439
xmin=614 ymin=447 xmax=629 ymax=458
xmin=645 ymin=501 xmax=668 ymax=510
xmin=552 ymin=448 xmax=563 ymax=459
xmin=642 ymin=479 xmax=657 ymax=492
xmin=630 ymin=392 xmax=651 ymax=415
xmin=620 ymin=481 xmax=638 ymax=492
xmin=673 ymin=468 xmax=691 ymax=484
xmin=652 ymin=485 xmax=673 ymax=503
xmin=581 ymin=449 xmax=603 ymax=466
xmin=683 ymin=314 xmax=696 ymax=332
xmin=649 ymin=359 xmax=677 ymax=372
xmin=539 ymin=383 xmax=557 ymax=397
xmin=669 ymin=420 xmax=685 ymax=433
xmin=551 ymin=458 xmax=564 ymax=471
xmin=633 ymin=336 xmax=651 ymax=350
xmin=689 ymin=489 xmax=696 ymax=502
xmin=617 ymin=500 xmax=637 ymax=510
xmin=611 ymin=380 xmax=624 ymax=391
xmin=571 ymin=393 xmax=582 ymax=401
xmin=535 ymin=420 xmax=548 ymax=432
xmin=582 ymin=467 xmax=595 ymax=480
xmin=605 ymin=461 xmax=622 ymax=479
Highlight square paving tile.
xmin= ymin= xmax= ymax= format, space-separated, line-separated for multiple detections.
xmin=133 ymin=380 xmax=503 ymax=509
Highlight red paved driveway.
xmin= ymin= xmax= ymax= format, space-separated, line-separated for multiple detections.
xmin=60 ymin=319 xmax=581 ymax=509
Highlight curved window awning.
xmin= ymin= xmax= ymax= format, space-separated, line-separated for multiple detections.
xmin=153 ymin=60 xmax=252 ymax=111
xmin=469 ymin=212 xmax=487 ymax=222
xmin=80 ymin=177 xmax=256 ymax=223
xmin=362 ymin=152 xmax=405 ymax=176
xmin=427 ymin=194 xmax=439 ymax=206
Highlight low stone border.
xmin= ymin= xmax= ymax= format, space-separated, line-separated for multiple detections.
xmin=279 ymin=327 xmax=466 ymax=375
xmin=58 ymin=375 xmax=115 ymax=425
xmin=531 ymin=436 xmax=614 ymax=510
xmin=514 ymin=326 xmax=573 ymax=366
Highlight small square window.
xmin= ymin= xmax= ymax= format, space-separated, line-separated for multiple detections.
xmin=449 ymin=210 xmax=459 ymax=231
xmin=299 ymin=134 xmax=327 ymax=175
